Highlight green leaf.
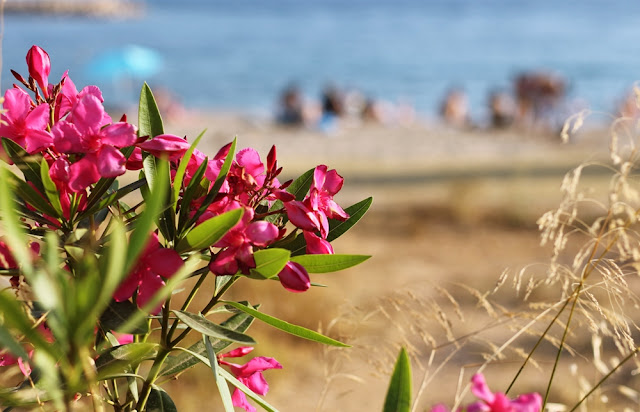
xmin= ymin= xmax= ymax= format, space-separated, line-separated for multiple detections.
xmin=289 ymin=254 xmax=370 ymax=273
xmin=250 ymin=248 xmax=291 ymax=279
xmin=176 ymin=207 xmax=243 ymax=253
xmin=0 ymin=166 xmax=33 ymax=277
xmin=219 ymin=368 xmax=280 ymax=412
xmin=39 ymin=159 xmax=63 ymax=217
xmin=99 ymin=301 xmax=150 ymax=336
xmin=143 ymin=155 xmax=175 ymax=241
xmin=78 ymin=179 xmax=145 ymax=221
xmin=1 ymin=138 xmax=44 ymax=193
xmin=327 ymin=196 xmax=373 ymax=242
xmin=138 ymin=82 xmax=164 ymax=139
xmin=173 ymin=129 xmax=206 ymax=210
xmin=172 ymin=310 xmax=255 ymax=345
xmin=205 ymin=336 xmax=236 ymax=412
xmin=177 ymin=154 xmax=209 ymax=229
xmin=96 ymin=343 xmax=159 ymax=381
xmin=288 ymin=168 xmax=315 ymax=201
xmin=160 ymin=309 xmax=255 ymax=377
xmin=185 ymin=138 xmax=237 ymax=229
xmin=0 ymin=325 xmax=29 ymax=361
xmin=147 ymin=386 xmax=178 ymax=412
xmin=383 ymin=347 xmax=412 ymax=412
xmin=220 ymin=300 xmax=349 ymax=347
xmin=0 ymin=292 xmax=57 ymax=358
xmin=125 ymin=160 xmax=169 ymax=274
xmin=4 ymin=167 xmax=59 ymax=218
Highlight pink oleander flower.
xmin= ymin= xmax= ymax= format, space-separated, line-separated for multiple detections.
xmin=51 ymin=94 xmax=137 ymax=191
xmin=430 ymin=374 xmax=542 ymax=412
xmin=113 ymin=233 xmax=184 ymax=315
xmin=218 ymin=347 xmax=282 ymax=412
xmin=284 ymin=165 xmax=349 ymax=238
xmin=0 ymin=88 xmax=53 ymax=154
xmin=303 ymin=231 xmax=334 ymax=254
xmin=137 ymin=134 xmax=191 ymax=160
xmin=209 ymin=207 xmax=280 ymax=276
xmin=53 ymin=71 xmax=107 ymax=123
xmin=277 ymin=261 xmax=310 ymax=292
xmin=26 ymin=46 xmax=50 ymax=98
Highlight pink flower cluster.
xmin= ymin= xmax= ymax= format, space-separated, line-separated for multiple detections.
xmin=3 ymin=46 xmax=190 ymax=206
xmin=430 ymin=374 xmax=542 ymax=412
xmin=218 ymin=346 xmax=282 ymax=412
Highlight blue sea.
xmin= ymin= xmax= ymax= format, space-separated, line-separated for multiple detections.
xmin=4 ymin=0 xmax=640 ymax=120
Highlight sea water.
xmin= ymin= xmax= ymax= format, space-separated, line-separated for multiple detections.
xmin=4 ymin=0 xmax=640 ymax=120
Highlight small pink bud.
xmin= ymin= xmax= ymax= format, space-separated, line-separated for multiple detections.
xmin=26 ymin=46 xmax=51 ymax=98
xmin=277 ymin=261 xmax=310 ymax=292
xmin=267 ymin=145 xmax=277 ymax=172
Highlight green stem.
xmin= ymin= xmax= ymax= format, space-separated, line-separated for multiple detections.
xmin=166 ymin=271 xmax=209 ymax=343
xmin=568 ymin=346 xmax=639 ymax=412
xmin=136 ymin=348 xmax=170 ymax=411
xmin=170 ymin=276 xmax=239 ymax=347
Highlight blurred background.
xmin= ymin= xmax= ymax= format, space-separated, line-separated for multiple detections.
xmin=3 ymin=0 xmax=640 ymax=410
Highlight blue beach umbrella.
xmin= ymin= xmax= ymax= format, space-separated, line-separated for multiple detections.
xmin=85 ymin=45 xmax=163 ymax=81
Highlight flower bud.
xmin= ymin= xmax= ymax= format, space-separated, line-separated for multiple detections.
xmin=26 ymin=46 xmax=51 ymax=98
xmin=277 ymin=261 xmax=310 ymax=292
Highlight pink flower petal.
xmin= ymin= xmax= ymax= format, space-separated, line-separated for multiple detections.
xmin=113 ymin=271 xmax=141 ymax=302
xmin=96 ymin=146 xmax=126 ymax=178
xmin=220 ymin=347 xmax=254 ymax=358
xmin=136 ymin=271 xmax=165 ymax=315
xmin=312 ymin=164 xmax=328 ymax=191
xmin=24 ymin=103 xmax=50 ymax=132
xmin=245 ymin=221 xmax=279 ymax=247
xmin=322 ymin=168 xmax=345 ymax=195
xmin=236 ymin=148 xmax=264 ymax=177
xmin=70 ymin=95 xmax=106 ymax=133
xmin=147 ymin=248 xmax=184 ymax=278
xmin=245 ymin=372 xmax=270 ymax=396
xmin=2 ymin=88 xmax=31 ymax=123
xmin=137 ymin=134 xmax=190 ymax=159
xmin=24 ymin=129 xmax=53 ymax=154
xmin=101 ymin=122 xmax=137 ymax=148
xmin=304 ymin=231 xmax=334 ymax=254
xmin=284 ymin=201 xmax=320 ymax=232
xmin=277 ymin=261 xmax=310 ymax=292
xmin=471 ymin=374 xmax=495 ymax=404
xmin=53 ymin=121 xmax=84 ymax=153
xmin=231 ymin=388 xmax=256 ymax=412
xmin=68 ymin=156 xmax=100 ymax=192
xmin=126 ymin=147 xmax=144 ymax=170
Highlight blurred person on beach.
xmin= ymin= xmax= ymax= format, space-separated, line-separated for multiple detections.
xmin=275 ymin=84 xmax=305 ymax=127
xmin=318 ymin=85 xmax=346 ymax=133
xmin=488 ymin=89 xmax=516 ymax=129
xmin=439 ymin=87 xmax=470 ymax=128
xmin=514 ymin=71 xmax=566 ymax=131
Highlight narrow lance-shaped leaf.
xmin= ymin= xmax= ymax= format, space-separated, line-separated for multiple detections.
xmin=147 ymin=386 xmax=178 ymax=412
xmin=289 ymin=254 xmax=370 ymax=273
xmin=0 ymin=166 xmax=33 ymax=277
xmin=39 ymin=159 xmax=63 ymax=217
xmin=4 ymin=167 xmax=59 ymax=218
xmin=143 ymin=155 xmax=175 ymax=241
xmin=205 ymin=336 xmax=236 ymax=412
xmin=1 ymin=137 xmax=44 ymax=193
xmin=185 ymin=138 xmax=237 ymax=229
xmin=176 ymin=207 xmax=243 ymax=253
xmin=138 ymin=82 xmax=164 ymax=139
xmin=99 ymin=300 xmax=150 ymax=335
xmin=95 ymin=343 xmax=159 ymax=381
xmin=177 ymin=154 xmax=209 ymax=229
xmin=172 ymin=310 xmax=255 ymax=345
xmin=125 ymin=159 xmax=168 ymax=274
xmin=383 ymin=347 xmax=412 ymax=412
xmin=160 ymin=308 xmax=256 ymax=377
xmin=220 ymin=300 xmax=349 ymax=347
xmin=78 ymin=178 xmax=145 ymax=221
xmin=250 ymin=248 xmax=291 ymax=279
xmin=173 ymin=129 xmax=207 ymax=210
